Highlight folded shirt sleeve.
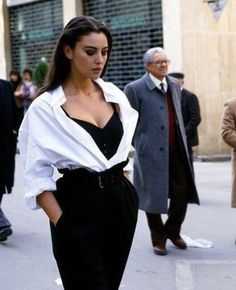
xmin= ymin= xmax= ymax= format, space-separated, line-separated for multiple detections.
xmin=19 ymin=124 xmax=56 ymax=210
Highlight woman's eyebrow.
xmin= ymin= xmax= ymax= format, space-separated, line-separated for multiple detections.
xmin=84 ymin=46 xmax=109 ymax=49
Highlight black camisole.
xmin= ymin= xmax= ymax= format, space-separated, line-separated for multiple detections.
xmin=62 ymin=104 xmax=124 ymax=160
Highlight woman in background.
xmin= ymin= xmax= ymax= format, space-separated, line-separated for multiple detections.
xmin=14 ymin=67 xmax=37 ymax=114
xmin=9 ymin=69 xmax=23 ymax=129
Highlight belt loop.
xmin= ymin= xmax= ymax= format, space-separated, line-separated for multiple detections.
xmin=98 ymin=175 xmax=104 ymax=188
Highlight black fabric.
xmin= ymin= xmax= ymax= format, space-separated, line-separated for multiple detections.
xmin=181 ymin=88 xmax=201 ymax=147
xmin=159 ymin=82 xmax=165 ymax=95
xmin=51 ymin=163 xmax=138 ymax=290
xmin=58 ymin=159 xmax=128 ymax=190
xmin=62 ymin=104 xmax=123 ymax=160
xmin=0 ymin=80 xmax=18 ymax=194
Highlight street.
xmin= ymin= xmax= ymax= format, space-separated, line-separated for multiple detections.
xmin=0 ymin=155 xmax=236 ymax=290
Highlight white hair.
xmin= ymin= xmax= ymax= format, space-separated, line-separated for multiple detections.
xmin=143 ymin=47 xmax=167 ymax=65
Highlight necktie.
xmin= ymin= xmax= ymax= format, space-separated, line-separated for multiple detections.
xmin=160 ymin=82 xmax=166 ymax=94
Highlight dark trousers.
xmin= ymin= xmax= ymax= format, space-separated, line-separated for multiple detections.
xmin=187 ymin=144 xmax=195 ymax=175
xmin=146 ymin=145 xmax=189 ymax=246
xmin=50 ymin=166 xmax=138 ymax=290
xmin=0 ymin=194 xmax=11 ymax=229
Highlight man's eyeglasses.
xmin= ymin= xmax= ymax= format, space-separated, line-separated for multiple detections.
xmin=149 ymin=60 xmax=170 ymax=66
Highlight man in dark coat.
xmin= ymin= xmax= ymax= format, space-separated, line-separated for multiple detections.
xmin=168 ymin=72 xmax=201 ymax=168
xmin=124 ymin=47 xmax=200 ymax=255
xmin=0 ymin=79 xmax=18 ymax=242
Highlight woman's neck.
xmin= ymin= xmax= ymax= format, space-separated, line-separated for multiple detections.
xmin=63 ymin=77 xmax=99 ymax=99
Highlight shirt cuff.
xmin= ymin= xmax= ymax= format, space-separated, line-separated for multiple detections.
xmin=24 ymin=178 xmax=57 ymax=210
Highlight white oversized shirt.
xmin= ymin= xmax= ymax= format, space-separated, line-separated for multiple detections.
xmin=19 ymin=78 xmax=138 ymax=210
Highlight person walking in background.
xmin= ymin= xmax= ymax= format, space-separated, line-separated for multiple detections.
xmin=0 ymin=79 xmax=18 ymax=242
xmin=168 ymin=72 xmax=201 ymax=169
xmin=9 ymin=69 xmax=22 ymax=93
xmin=19 ymin=16 xmax=138 ymax=290
xmin=221 ymin=97 xmax=236 ymax=244
xmin=14 ymin=67 xmax=37 ymax=114
xmin=124 ymin=47 xmax=200 ymax=256
xmin=9 ymin=69 xmax=24 ymax=130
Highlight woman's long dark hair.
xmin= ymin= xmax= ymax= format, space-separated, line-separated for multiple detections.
xmin=37 ymin=16 xmax=112 ymax=96
xmin=9 ymin=69 xmax=22 ymax=91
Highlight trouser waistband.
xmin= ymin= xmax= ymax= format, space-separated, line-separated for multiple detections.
xmin=58 ymin=159 xmax=128 ymax=189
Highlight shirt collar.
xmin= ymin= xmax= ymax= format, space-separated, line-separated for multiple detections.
xmin=149 ymin=73 xmax=168 ymax=92
xmin=50 ymin=78 xmax=125 ymax=108
xmin=93 ymin=78 xmax=125 ymax=103
xmin=50 ymin=86 xmax=66 ymax=108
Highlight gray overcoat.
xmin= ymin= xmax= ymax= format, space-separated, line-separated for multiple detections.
xmin=124 ymin=73 xmax=200 ymax=214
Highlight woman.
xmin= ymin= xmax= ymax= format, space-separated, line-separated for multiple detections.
xmin=9 ymin=69 xmax=22 ymax=92
xmin=14 ymin=67 xmax=37 ymax=114
xmin=19 ymin=16 xmax=138 ymax=290
xmin=9 ymin=69 xmax=24 ymax=129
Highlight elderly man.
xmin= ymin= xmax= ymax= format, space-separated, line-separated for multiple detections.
xmin=124 ymin=47 xmax=200 ymax=255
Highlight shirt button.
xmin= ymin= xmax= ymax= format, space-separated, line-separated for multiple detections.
xmin=160 ymin=106 xmax=163 ymax=110
xmin=160 ymin=147 xmax=164 ymax=151
xmin=161 ymin=126 xmax=164 ymax=130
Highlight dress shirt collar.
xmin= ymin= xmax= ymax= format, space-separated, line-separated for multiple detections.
xmin=149 ymin=73 xmax=168 ymax=92
xmin=50 ymin=78 xmax=124 ymax=108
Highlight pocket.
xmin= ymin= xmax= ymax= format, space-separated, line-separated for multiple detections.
xmin=124 ymin=176 xmax=137 ymax=192
xmin=55 ymin=213 xmax=67 ymax=235
xmin=123 ymin=177 xmax=139 ymax=208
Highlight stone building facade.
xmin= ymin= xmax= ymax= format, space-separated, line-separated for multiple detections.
xmin=1 ymin=0 xmax=235 ymax=156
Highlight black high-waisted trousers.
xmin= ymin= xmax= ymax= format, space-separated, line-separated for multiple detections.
xmin=50 ymin=161 xmax=138 ymax=290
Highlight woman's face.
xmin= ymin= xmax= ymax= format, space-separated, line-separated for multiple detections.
xmin=10 ymin=74 xmax=18 ymax=82
xmin=64 ymin=32 xmax=109 ymax=80
xmin=23 ymin=72 xmax=32 ymax=81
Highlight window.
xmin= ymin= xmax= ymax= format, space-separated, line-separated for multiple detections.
xmin=9 ymin=0 xmax=63 ymax=72
xmin=83 ymin=0 xmax=163 ymax=89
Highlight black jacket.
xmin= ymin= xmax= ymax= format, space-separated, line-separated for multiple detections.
xmin=0 ymin=79 xmax=18 ymax=194
xmin=181 ymin=88 xmax=201 ymax=147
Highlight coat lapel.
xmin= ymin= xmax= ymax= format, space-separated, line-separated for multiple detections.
xmin=143 ymin=72 xmax=157 ymax=91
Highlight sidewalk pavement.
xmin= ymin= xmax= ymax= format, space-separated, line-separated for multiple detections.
xmin=0 ymin=156 xmax=236 ymax=290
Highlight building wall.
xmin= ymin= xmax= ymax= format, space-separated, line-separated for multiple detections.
xmin=1 ymin=0 xmax=235 ymax=156
xmin=162 ymin=0 xmax=183 ymax=72
xmin=163 ymin=0 xmax=235 ymax=156
xmin=62 ymin=0 xmax=76 ymax=25
xmin=0 ymin=0 xmax=11 ymax=79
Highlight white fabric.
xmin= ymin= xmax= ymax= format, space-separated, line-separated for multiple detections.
xmin=55 ymin=277 xmax=62 ymax=286
xmin=182 ymin=235 xmax=214 ymax=248
xmin=149 ymin=73 xmax=167 ymax=92
xmin=19 ymin=78 xmax=138 ymax=210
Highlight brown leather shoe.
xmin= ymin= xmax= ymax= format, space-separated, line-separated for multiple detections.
xmin=169 ymin=237 xmax=187 ymax=249
xmin=153 ymin=241 xmax=167 ymax=255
